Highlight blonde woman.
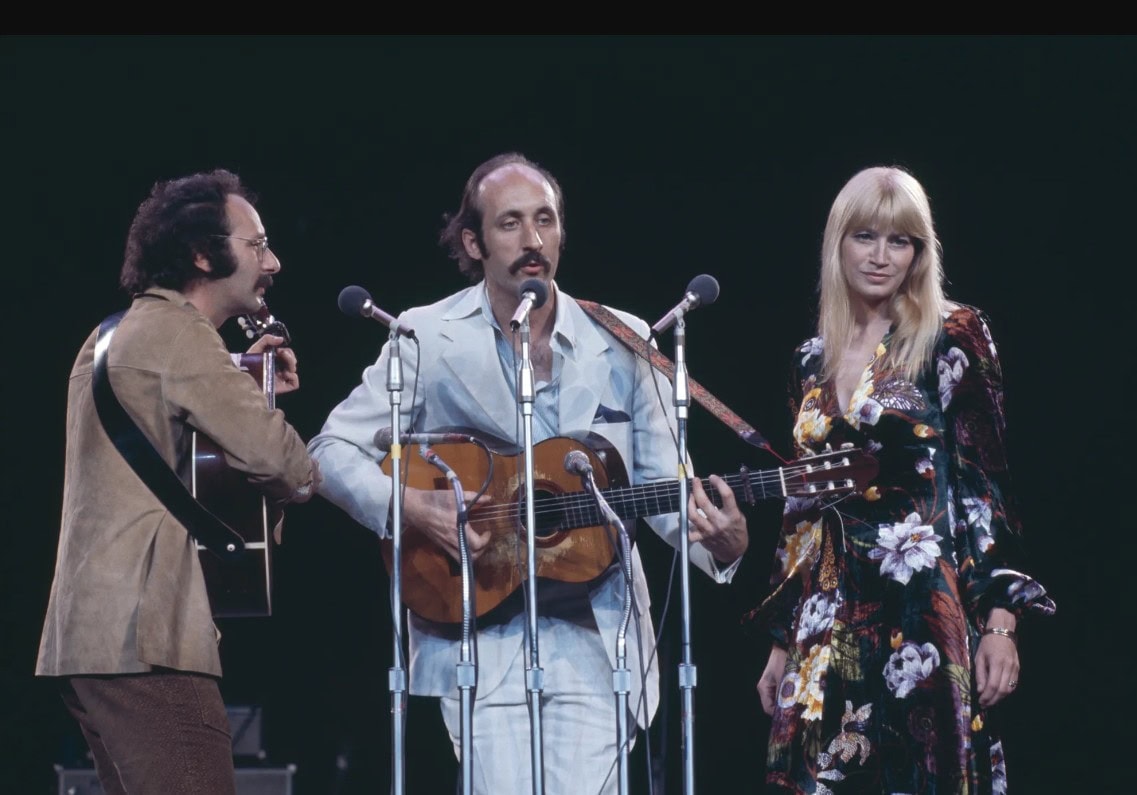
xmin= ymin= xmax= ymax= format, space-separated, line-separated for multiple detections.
xmin=746 ymin=166 xmax=1054 ymax=793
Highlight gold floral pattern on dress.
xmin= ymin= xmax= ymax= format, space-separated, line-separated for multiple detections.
xmin=777 ymin=643 xmax=831 ymax=721
xmin=794 ymin=387 xmax=833 ymax=446
xmin=844 ymin=345 xmax=885 ymax=429
xmin=819 ymin=527 xmax=838 ymax=591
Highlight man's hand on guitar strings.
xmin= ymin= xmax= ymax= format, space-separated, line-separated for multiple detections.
xmin=402 ymin=486 xmax=493 ymax=564
xmin=687 ymin=474 xmax=749 ymax=563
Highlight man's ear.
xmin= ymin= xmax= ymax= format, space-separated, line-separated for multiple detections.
xmin=193 ymin=252 xmax=213 ymax=274
xmin=461 ymin=228 xmax=484 ymax=262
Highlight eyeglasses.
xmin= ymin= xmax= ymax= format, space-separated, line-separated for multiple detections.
xmin=212 ymin=234 xmax=271 ymax=264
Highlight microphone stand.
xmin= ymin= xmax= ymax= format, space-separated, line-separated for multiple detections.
xmin=578 ymin=467 xmax=633 ymax=795
xmin=419 ymin=446 xmax=478 ymax=795
xmin=385 ymin=330 xmax=408 ymax=795
xmin=670 ymin=314 xmax=697 ymax=795
xmin=516 ymin=314 xmax=545 ymax=795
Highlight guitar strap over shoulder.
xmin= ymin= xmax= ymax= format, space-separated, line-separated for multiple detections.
xmin=575 ymin=298 xmax=781 ymax=460
xmin=92 ymin=310 xmax=245 ymax=560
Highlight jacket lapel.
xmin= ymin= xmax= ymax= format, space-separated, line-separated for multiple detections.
xmin=557 ymin=296 xmax=613 ymax=435
xmin=436 ymin=290 xmax=520 ymax=444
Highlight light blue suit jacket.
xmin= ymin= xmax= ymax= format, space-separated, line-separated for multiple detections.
xmin=308 ymin=282 xmax=735 ymax=727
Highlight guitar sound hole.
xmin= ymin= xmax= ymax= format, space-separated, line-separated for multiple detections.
xmin=518 ymin=489 xmax=564 ymax=541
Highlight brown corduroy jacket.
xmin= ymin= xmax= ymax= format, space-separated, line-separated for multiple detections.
xmin=36 ymin=288 xmax=312 ymax=677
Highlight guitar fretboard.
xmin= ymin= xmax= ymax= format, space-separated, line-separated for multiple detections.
xmin=553 ymin=471 xmax=778 ymax=530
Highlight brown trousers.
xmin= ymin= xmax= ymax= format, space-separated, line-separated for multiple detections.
xmin=60 ymin=670 xmax=236 ymax=795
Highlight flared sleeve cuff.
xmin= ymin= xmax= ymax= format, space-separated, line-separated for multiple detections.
xmin=968 ymin=567 xmax=1056 ymax=621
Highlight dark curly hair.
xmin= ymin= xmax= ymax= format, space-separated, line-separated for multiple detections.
xmin=438 ymin=152 xmax=566 ymax=283
xmin=119 ymin=169 xmax=256 ymax=294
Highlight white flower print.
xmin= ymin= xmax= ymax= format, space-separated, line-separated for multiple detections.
xmin=936 ymin=346 xmax=969 ymax=409
xmin=845 ymin=358 xmax=884 ymax=429
xmin=962 ymin=496 xmax=991 ymax=531
xmin=915 ymin=446 xmax=937 ymax=477
xmin=980 ymin=319 xmax=998 ymax=360
xmin=946 ymin=487 xmax=964 ymax=537
xmin=796 ymin=592 xmax=839 ymax=644
xmin=800 ymin=336 xmax=824 ymax=367
xmin=962 ymin=496 xmax=994 ymax=552
xmin=867 ymin=513 xmax=943 ymax=585
xmin=991 ymin=739 xmax=1008 ymax=794
xmin=778 ymin=644 xmax=831 ymax=721
xmin=783 ymin=495 xmax=821 ymax=516
xmin=776 ymin=672 xmax=801 ymax=710
xmin=883 ymin=641 xmax=941 ymax=698
xmin=996 ymin=569 xmax=1053 ymax=610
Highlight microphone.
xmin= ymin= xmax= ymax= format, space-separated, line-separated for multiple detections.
xmin=564 ymin=449 xmax=624 ymax=530
xmin=564 ymin=449 xmax=594 ymax=478
xmin=374 ymin=427 xmax=475 ymax=452
xmin=509 ymin=278 xmax=549 ymax=330
xmin=337 ymin=285 xmax=416 ymax=340
xmin=649 ymin=273 xmax=720 ymax=338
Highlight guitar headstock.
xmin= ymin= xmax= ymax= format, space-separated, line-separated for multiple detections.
xmin=238 ymin=300 xmax=292 ymax=345
xmin=783 ymin=445 xmax=879 ymax=498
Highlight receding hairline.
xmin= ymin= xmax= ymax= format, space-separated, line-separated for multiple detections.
xmin=471 ymin=162 xmax=557 ymax=216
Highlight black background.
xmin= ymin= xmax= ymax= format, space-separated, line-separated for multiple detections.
xmin=2 ymin=35 xmax=1129 ymax=793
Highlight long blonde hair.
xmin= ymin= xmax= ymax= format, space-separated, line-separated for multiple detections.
xmin=818 ymin=166 xmax=951 ymax=383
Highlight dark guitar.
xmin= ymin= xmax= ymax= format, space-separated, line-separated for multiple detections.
xmin=380 ymin=431 xmax=878 ymax=624
xmin=192 ymin=302 xmax=291 ymax=618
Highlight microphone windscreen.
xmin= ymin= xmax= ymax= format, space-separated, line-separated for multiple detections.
xmin=373 ymin=427 xmax=394 ymax=450
xmin=564 ymin=449 xmax=592 ymax=475
xmin=519 ymin=278 xmax=549 ymax=309
xmin=338 ymin=285 xmax=371 ymax=317
xmin=686 ymin=274 xmax=720 ymax=306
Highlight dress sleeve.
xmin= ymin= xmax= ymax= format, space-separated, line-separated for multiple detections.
xmin=939 ymin=307 xmax=1055 ymax=623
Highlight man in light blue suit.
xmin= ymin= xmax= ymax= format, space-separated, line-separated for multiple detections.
xmin=308 ymin=152 xmax=749 ymax=794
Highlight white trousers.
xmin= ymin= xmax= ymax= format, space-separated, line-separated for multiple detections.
xmin=439 ymin=616 xmax=639 ymax=795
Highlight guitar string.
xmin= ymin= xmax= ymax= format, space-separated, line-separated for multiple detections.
xmin=461 ymin=461 xmax=864 ymax=523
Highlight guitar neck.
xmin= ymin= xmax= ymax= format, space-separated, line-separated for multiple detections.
xmin=558 ymin=470 xmax=778 ymax=530
xmin=555 ymin=452 xmax=868 ymax=530
xmin=233 ymin=351 xmax=276 ymax=409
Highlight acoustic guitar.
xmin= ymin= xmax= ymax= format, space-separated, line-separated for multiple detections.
xmin=380 ymin=431 xmax=878 ymax=624
xmin=191 ymin=302 xmax=291 ymax=618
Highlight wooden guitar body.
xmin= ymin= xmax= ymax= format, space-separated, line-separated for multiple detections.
xmin=380 ymin=432 xmax=626 ymax=625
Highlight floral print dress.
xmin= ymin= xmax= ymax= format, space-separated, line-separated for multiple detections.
xmin=746 ymin=305 xmax=1055 ymax=794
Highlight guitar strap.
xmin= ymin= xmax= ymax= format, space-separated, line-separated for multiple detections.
xmin=575 ymin=299 xmax=782 ymax=460
xmin=92 ymin=310 xmax=245 ymax=560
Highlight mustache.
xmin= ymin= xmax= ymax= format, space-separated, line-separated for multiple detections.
xmin=256 ymin=275 xmax=274 ymax=290
xmin=508 ymin=252 xmax=552 ymax=275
